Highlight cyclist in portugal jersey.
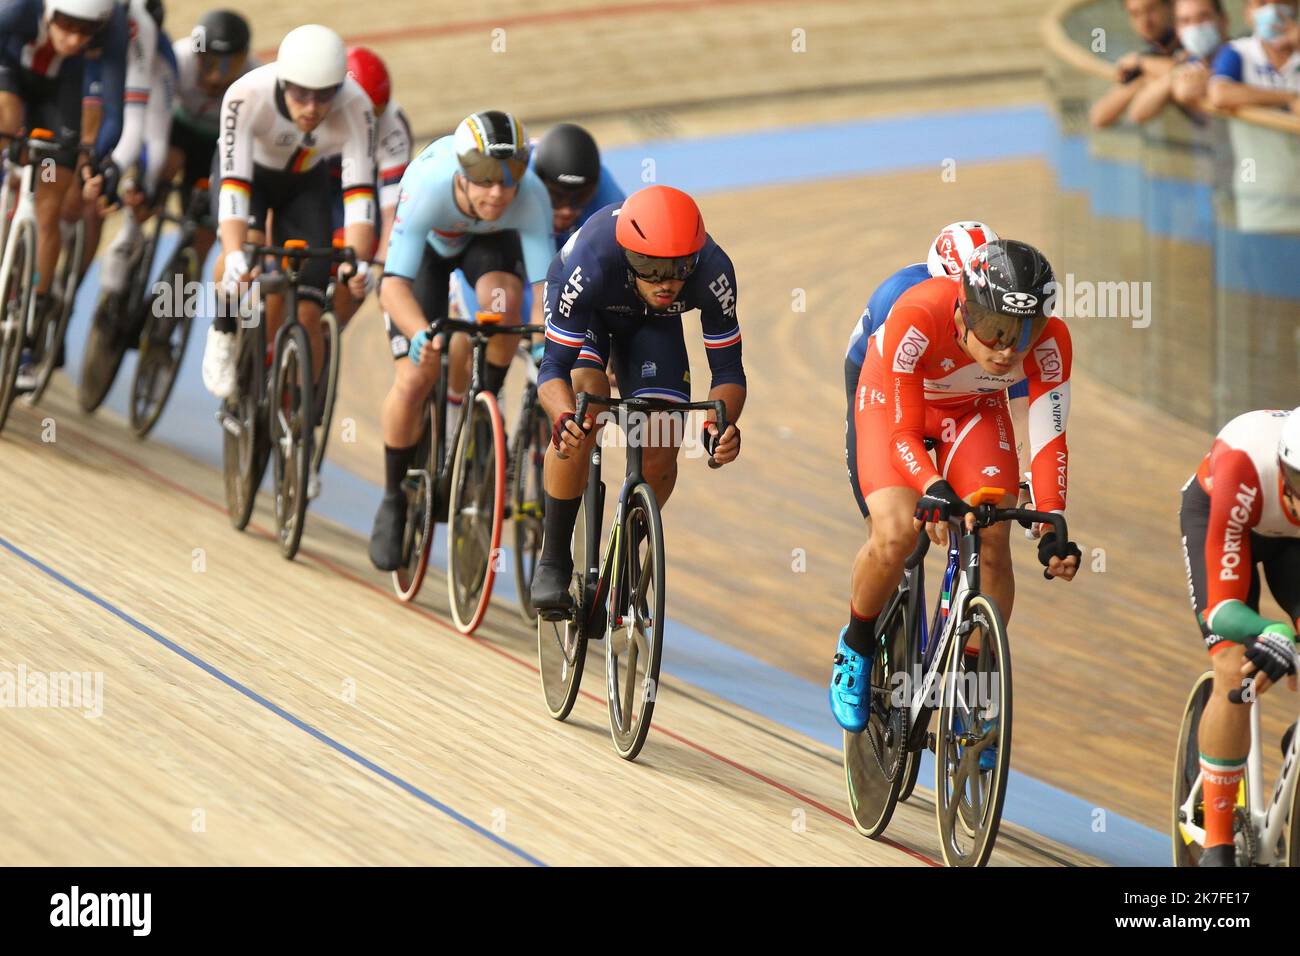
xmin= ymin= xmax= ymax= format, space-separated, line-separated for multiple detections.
xmin=830 ymin=239 xmax=1083 ymax=733
xmin=529 ymin=185 xmax=745 ymax=615
xmin=1179 ymin=408 xmax=1300 ymax=867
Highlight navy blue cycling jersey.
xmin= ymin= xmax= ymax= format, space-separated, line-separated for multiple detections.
xmin=0 ymin=0 xmax=128 ymax=161
xmin=538 ymin=202 xmax=745 ymax=393
xmin=845 ymin=262 xmax=931 ymax=366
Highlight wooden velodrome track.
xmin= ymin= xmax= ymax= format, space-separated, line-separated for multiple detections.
xmin=1 ymin=0 xmax=1292 ymax=865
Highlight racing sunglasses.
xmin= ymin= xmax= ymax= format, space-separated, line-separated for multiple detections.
xmin=960 ymin=299 xmax=1047 ymax=353
xmin=282 ymin=81 xmax=342 ymax=105
xmin=197 ymin=51 xmax=248 ymax=82
xmin=50 ymin=12 xmax=107 ymax=36
xmin=624 ymin=249 xmax=699 ymax=283
xmin=460 ymin=150 xmax=529 ymax=187
xmin=545 ymin=180 xmax=597 ymax=211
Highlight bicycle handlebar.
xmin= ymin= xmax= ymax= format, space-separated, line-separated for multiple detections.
xmin=242 ymin=242 xmax=358 ymax=266
xmin=428 ymin=316 xmax=545 ymax=338
xmin=904 ymin=505 xmax=1070 ymax=578
xmin=569 ymin=392 xmax=729 ymax=469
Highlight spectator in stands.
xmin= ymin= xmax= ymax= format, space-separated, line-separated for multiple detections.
xmin=1091 ymin=0 xmax=1181 ymax=127
xmin=1208 ymin=0 xmax=1300 ymax=113
xmin=1127 ymin=0 xmax=1230 ymax=122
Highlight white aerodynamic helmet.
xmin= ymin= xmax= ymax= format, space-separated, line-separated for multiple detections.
xmin=1280 ymin=408 xmax=1300 ymax=495
xmin=927 ymin=221 xmax=1000 ymax=278
xmin=45 ymin=0 xmax=115 ymax=22
xmin=276 ymin=24 xmax=347 ymax=90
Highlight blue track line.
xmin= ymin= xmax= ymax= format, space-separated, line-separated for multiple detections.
xmin=0 ymin=534 xmax=546 ymax=868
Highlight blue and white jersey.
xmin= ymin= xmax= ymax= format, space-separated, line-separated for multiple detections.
xmin=537 ymin=202 xmax=745 ymax=392
xmin=452 ymin=160 xmax=625 ymax=318
xmin=385 ymin=134 xmax=554 ymax=283
xmin=1211 ymin=36 xmax=1300 ymax=95
xmin=845 ymin=262 xmax=931 ymax=366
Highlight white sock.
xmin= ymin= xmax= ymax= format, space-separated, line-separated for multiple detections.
xmin=99 ymin=217 xmax=143 ymax=294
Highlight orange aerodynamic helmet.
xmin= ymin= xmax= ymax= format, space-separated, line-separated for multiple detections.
xmin=615 ymin=185 xmax=706 ymax=281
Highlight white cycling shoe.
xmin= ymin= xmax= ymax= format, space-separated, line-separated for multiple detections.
xmin=202 ymin=327 xmax=237 ymax=399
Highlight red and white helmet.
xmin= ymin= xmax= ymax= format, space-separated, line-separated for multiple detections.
xmin=927 ymin=221 xmax=999 ymax=278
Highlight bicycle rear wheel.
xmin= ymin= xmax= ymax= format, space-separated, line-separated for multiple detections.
xmin=447 ymin=390 xmax=506 ymax=634
xmin=1171 ymin=670 xmax=1237 ymax=867
xmin=270 ymin=323 xmax=313 ymax=560
xmin=311 ymin=310 xmax=340 ymax=473
xmin=129 ymin=243 xmax=196 ymax=437
xmin=393 ymin=413 xmax=434 ymax=602
xmin=934 ymin=593 xmax=1011 ymax=867
xmin=0 ymin=220 xmax=35 ymax=433
xmin=25 ymin=219 xmax=83 ymax=405
xmin=537 ymin=497 xmax=589 ymax=720
xmin=511 ymin=397 xmax=548 ymax=624
xmin=844 ymin=596 xmax=913 ymax=837
xmin=221 ymin=324 xmax=270 ymax=530
xmin=78 ymin=273 xmax=135 ymax=414
xmin=606 ymin=482 xmax=665 ymax=761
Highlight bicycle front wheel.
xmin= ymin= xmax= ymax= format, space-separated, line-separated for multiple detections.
xmin=311 ymin=310 xmax=341 ymax=473
xmin=221 ymin=324 xmax=270 ymax=531
xmin=270 ymin=323 xmax=313 ymax=560
xmin=1171 ymin=670 xmax=1225 ymax=867
xmin=447 ymin=390 xmax=506 ymax=634
xmin=537 ymin=495 xmax=589 ymax=721
xmin=78 ymin=290 xmax=131 ymax=414
xmin=130 ymin=242 xmax=196 ymax=437
xmin=606 ymin=481 xmax=666 ymax=761
xmin=0 ymin=220 xmax=35 ymax=433
xmin=934 ymin=593 xmax=1012 ymax=867
xmin=393 ymin=413 xmax=434 ymax=603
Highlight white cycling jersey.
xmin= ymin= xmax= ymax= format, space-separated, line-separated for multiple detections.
xmin=110 ymin=0 xmax=173 ymax=190
xmin=376 ymin=101 xmax=412 ymax=212
xmin=215 ymin=63 xmax=377 ymax=228
xmin=172 ymin=35 xmax=260 ymax=135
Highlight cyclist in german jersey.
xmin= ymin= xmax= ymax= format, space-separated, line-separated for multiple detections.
xmin=1179 ymin=407 xmax=1300 ymax=866
xmin=367 ymin=110 xmax=553 ymax=571
xmin=0 ymin=0 xmax=128 ymax=357
xmin=201 ymin=23 xmax=376 ymax=400
xmin=529 ymin=186 xmax=745 ymax=613
xmin=844 ymin=221 xmax=1009 ymax=518
xmin=830 ymin=239 xmax=1082 ymax=733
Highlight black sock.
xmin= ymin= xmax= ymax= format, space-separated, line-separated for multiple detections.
xmin=482 ymin=361 xmax=510 ymax=396
xmin=844 ymin=606 xmax=876 ymax=657
xmin=541 ymin=493 xmax=582 ymax=568
xmin=384 ymin=444 xmax=417 ymax=495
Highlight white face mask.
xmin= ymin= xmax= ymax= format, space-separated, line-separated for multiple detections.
xmin=1179 ymin=21 xmax=1223 ymax=59
xmin=1254 ymin=3 xmax=1295 ymax=42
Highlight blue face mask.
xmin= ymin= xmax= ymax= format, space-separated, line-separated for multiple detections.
xmin=1255 ymin=3 xmax=1295 ymax=42
xmin=1179 ymin=21 xmax=1222 ymax=60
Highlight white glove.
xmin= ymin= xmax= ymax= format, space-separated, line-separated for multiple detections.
xmin=351 ymin=259 xmax=375 ymax=297
xmin=221 ymin=250 xmax=249 ymax=292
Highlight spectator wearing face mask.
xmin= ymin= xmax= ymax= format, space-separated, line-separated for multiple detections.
xmin=1128 ymin=0 xmax=1231 ymax=122
xmin=1091 ymin=0 xmax=1182 ymax=128
xmin=1208 ymin=0 xmax=1300 ymax=115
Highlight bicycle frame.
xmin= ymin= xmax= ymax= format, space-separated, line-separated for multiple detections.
xmin=0 ymin=150 xmax=40 ymax=340
xmin=1177 ymin=692 xmax=1300 ymax=865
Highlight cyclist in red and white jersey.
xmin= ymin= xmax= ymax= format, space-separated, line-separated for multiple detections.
xmin=1179 ymin=407 xmax=1300 ymax=866
xmin=201 ymin=23 xmax=376 ymax=400
xmin=830 ymin=239 xmax=1083 ymax=733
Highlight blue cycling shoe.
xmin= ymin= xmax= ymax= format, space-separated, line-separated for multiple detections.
xmin=830 ymin=627 xmax=872 ymax=733
xmin=953 ymin=713 xmax=998 ymax=772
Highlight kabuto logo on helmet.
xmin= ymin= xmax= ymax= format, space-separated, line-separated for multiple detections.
xmin=1002 ymin=291 xmax=1039 ymax=313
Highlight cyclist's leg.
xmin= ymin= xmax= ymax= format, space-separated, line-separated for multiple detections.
xmin=461 ymin=231 xmax=527 ymax=392
xmin=844 ymin=355 xmax=869 ymax=521
xmin=30 ymin=71 xmax=82 ymax=297
xmin=272 ymin=164 xmax=333 ymax=380
xmin=611 ymin=313 xmax=690 ymax=506
xmin=936 ymin=394 xmax=1020 ymax=620
xmin=1181 ymin=477 xmax=1255 ymax=853
xmin=169 ymin=118 xmax=217 ymax=259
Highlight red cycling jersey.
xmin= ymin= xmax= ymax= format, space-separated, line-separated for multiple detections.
xmin=1195 ymin=409 xmax=1300 ymax=628
xmin=854 ymin=276 xmax=1072 ymax=512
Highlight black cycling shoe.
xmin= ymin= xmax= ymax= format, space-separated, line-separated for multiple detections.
xmin=1198 ymin=844 xmax=1236 ymax=867
xmin=531 ymin=559 xmax=575 ymax=621
xmin=368 ymin=492 xmax=408 ymax=571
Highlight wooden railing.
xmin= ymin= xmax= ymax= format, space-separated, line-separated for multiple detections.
xmin=1043 ymin=0 xmax=1300 ymax=135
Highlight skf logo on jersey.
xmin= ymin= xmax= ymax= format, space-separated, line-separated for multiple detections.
xmin=1034 ymin=339 xmax=1063 ymax=383
xmin=1002 ymin=291 xmax=1038 ymax=314
xmin=709 ymin=274 xmax=736 ymax=319
xmin=892 ymin=325 xmax=929 ymax=375
xmin=1219 ymin=483 xmax=1258 ymax=581
xmin=558 ymin=266 xmax=585 ymax=318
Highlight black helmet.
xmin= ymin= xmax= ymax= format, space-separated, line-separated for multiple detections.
xmin=195 ymin=9 xmax=251 ymax=56
xmin=145 ymin=0 xmax=164 ymax=27
xmin=958 ymin=239 xmax=1057 ymax=351
xmin=533 ymin=123 xmax=601 ymax=205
